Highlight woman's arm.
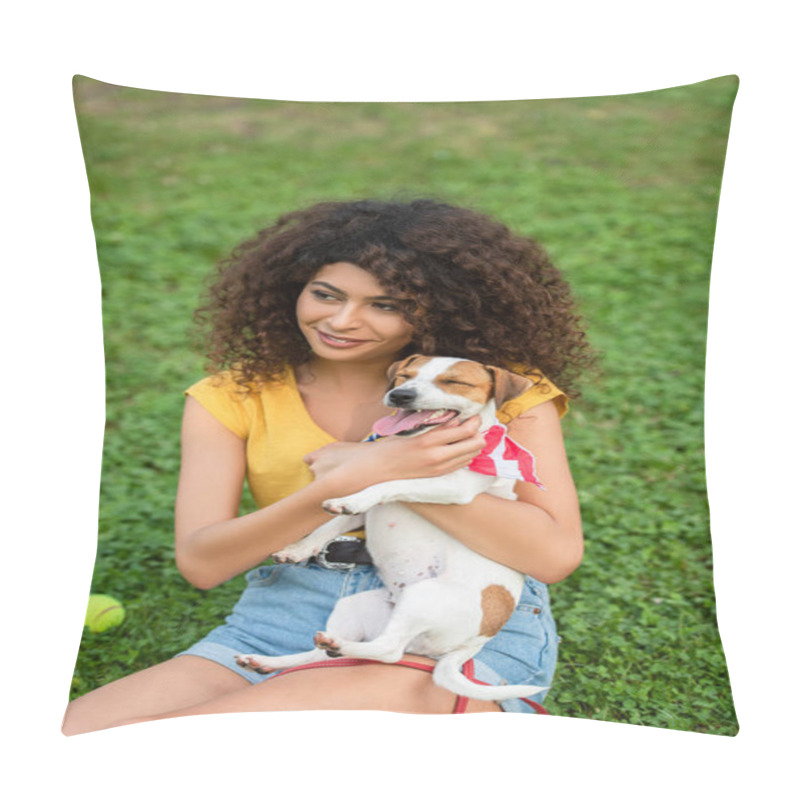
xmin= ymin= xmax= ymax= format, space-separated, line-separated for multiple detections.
xmin=174 ymin=398 xmax=355 ymax=589
xmin=175 ymin=397 xmax=487 ymax=590
xmin=402 ymin=400 xmax=583 ymax=584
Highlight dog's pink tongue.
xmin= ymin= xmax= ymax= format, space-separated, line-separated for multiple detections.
xmin=372 ymin=410 xmax=433 ymax=436
xmin=372 ymin=409 xmax=460 ymax=436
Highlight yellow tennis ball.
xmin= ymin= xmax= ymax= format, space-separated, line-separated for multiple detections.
xmin=84 ymin=594 xmax=125 ymax=633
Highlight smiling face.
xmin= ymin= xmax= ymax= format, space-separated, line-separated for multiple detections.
xmin=295 ymin=262 xmax=415 ymax=366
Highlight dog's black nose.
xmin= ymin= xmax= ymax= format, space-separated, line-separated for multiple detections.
xmin=387 ymin=387 xmax=417 ymax=407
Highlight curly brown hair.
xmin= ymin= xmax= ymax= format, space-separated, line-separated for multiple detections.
xmin=195 ymin=198 xmax=594 ymax=397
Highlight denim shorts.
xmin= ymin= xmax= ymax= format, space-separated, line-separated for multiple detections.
xmin=177 ymin=561 xmax=558 ymax=714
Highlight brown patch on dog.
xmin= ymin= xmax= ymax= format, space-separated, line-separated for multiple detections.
xmin=480 ymin=584 xmax=516 ymax=637
xmin=387 ymin=355 xmax=431 ymax=387
xmin=485 ymin=366 xmax=534 ymax=406
xmin=434 ymin=361 xmax=494 ymax=404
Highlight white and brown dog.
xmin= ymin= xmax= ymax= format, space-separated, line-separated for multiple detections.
xmin=236 ymin=355 xmax=548 ymax=702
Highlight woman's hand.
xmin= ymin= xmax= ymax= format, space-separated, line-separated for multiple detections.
xmin=303 ymin=442 xmax=369 ymax=479
xmin=304 ymin=417 xmax=486 ymax=492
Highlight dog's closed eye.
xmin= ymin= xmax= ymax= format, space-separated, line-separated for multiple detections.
xmin=440 ymin=379 xmax=474 ymax=387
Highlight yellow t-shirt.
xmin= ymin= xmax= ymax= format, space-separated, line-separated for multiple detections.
xmin=185 ymin=366 xmax=566 ymax=513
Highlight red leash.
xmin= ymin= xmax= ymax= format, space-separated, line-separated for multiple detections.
xmin=264 ymin=657 xmax=549 ymax=715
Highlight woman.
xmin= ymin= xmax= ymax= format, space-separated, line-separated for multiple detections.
xmin=63 ymin=198 xmax=588 ymax=734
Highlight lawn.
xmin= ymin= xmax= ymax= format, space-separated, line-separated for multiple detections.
xmin=69 ymin=74 xmax=739 ymax=735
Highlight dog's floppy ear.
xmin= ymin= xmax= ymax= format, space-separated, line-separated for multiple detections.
xmin=485 ymin=365 xmax=534 ymax=406
xmin=386 ymin=354 xmax=423 ymax=385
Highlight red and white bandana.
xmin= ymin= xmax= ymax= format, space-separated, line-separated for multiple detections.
xmin=467 ymin=424 xmax=545 ymax=488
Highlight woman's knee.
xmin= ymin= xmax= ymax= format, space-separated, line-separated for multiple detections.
xmin=62 ymin=656 xmax=248 ymax=736
xmin=63 ymin=659 xmax=501 ymax=733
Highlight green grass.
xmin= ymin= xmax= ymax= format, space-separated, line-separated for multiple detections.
xmin=70 ymin=75 xmax=739 ymax=735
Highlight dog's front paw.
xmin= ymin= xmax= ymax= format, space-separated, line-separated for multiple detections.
xmin=322 ymin=497 xmax=355 ymax=515
xmin=323 ymin=495 xmax=374 ymax=515
xmin=235 ymin=654 xmax=278 ymax=674
xmin=272 ymin=542 xmax=317 ymax=563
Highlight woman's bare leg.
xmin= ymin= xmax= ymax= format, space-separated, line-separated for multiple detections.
xmin=111 ymin=657 xmax=501 ymax=729
xmin=62 ymin=655 xmax=249 ymax=736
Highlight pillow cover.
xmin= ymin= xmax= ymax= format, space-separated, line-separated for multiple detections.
xmin=68 ymin=74 xmax=739 ymax=735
